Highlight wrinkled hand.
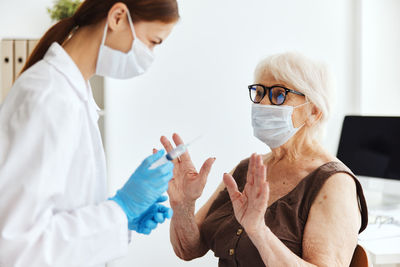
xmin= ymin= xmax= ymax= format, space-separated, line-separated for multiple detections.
xmin=223 ymin=153 xmax=270 ymax=234
xmin=159 ymin=133 xmax=216 ymax=208
xmin=129 ymin=195 xmax=173 ymax=235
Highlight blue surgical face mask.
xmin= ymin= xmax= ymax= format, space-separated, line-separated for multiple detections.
xmin=251 ymin=102 xmax=309 ymax=149
xmin=95 ymin=10 xmax=154 ymax=79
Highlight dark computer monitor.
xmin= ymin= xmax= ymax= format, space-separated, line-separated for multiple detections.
xmin=337 ymin=116 xmax=400 ymax=180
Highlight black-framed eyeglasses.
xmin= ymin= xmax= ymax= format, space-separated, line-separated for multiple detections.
xmin=248 ymin=84 xmax=305 ymax=105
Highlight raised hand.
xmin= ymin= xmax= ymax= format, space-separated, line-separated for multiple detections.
xmin=160 ymin=133 xmax=216 ymax=208
xmin=223 ymin=153 xmax=270 ymax=234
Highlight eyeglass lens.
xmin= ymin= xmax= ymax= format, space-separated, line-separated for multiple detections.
xmin=269 ymin=87 xmax=286 ymax=105
xmin=249 ymin=85 xmax=264 ymax=103
xmin=250 ymin=85 xmax=286 ymax=105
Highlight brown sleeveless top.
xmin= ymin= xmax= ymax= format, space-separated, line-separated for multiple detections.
xmin=200 ymin=160 xmax=368 ymax=267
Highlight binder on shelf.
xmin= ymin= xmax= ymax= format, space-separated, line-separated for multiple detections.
xmin=14 ymin=40 xmax=28 ymax=80
xmin=1 ymin=40 xmax=14 ymax=102
xmin=28 ymin=40 xmax=38 ymax=59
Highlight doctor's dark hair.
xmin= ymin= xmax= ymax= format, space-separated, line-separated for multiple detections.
xmin=21 ymin=0 xmax=179 ymax=74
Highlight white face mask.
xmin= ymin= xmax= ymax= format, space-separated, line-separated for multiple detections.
xmin=95 ymin=10 xmax=154 ymax=79
xmin=251 ymin=102 xmax=309 ymax=149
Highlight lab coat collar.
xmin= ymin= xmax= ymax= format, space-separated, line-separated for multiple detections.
xmin=44 ymin=42 xmax=90 ymax=102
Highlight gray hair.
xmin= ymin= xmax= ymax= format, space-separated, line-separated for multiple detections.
xmin=254 ymin=52 xmax=335 ymax=139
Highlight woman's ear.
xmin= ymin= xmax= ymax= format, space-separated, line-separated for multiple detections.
xmin=107 ymin=2 xmax=129 ymax=31
xmin=306 ymin=104 xmax=322 ymax=127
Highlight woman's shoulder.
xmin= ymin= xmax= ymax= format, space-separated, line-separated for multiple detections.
xmin=16 ymin=60 xmax=71 ymax=92
xmin=8 ymin=61 xmax=80 ymax=112
xmin=313 ymin=161 xmax=358 ymax=196
xmin=304 ymin=159 xmax=368 ymax=232
xmin=313 ymin=159 xmax=356 ymax=179
xmin=1 ymin=64 xmax=82 ymax=131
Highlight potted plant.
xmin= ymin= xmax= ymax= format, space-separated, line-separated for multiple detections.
xmin=47 ymin=0 xmax=82 ymax=21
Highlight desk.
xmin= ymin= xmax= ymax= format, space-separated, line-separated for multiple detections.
xmin=358 ymin=208 xmax=400 ymax=266
xmin=359 ymin=235 xmax=400 ymax=265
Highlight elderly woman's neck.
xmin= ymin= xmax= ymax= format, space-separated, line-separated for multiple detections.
xmin=268 ymin=137 xmax=321 ymax=165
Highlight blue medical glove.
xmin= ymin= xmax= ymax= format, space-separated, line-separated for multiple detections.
xmin=129 ymin=195 xmax=173 ymax=234
xmin=110 ymin=150 xmax=174 ymax=222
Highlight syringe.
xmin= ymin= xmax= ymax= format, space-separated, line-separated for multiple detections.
xmin=149 ymin=136 xmax=202 ymax=170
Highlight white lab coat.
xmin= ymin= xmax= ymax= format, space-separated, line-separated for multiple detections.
xmin=0 ymin=43 xmax=129 ymax=267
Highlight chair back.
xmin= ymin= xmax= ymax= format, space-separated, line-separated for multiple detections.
xmin=350 ymin=244 xmax=370 ymax=267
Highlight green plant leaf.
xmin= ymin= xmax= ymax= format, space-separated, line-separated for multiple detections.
xmin=47 ymin=0 xmax=82 ymax=22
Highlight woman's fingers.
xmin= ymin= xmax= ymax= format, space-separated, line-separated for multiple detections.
xmin=254 ymin=155 xmax=266 ymax=187
xmin=155 ymin=195 xmax=168 ymax=203
xmin=142 ymin=228 xmax=151 ymax=235
xmin=153 ymin=148 xmax=158 ymax=154
xmin=198 ymin=157 xmax=216 ymax=181
xmin=223 ymin=173 xmax=242 ymax=202
xmin=161 ymin=135 xmax=184 ymax=165
xmin=154 ymin=212 xmax=165 ymax=223
xmin=160 ymin=136 xmax=175 ymax=153
xmin=247 ymin=153 xmax=257 ymax=185
xmin=161 ymin=134 xmax=194 ymax=165
xmin=145 ymin=219 xmax=157 ymax=230
xmin=157 ymin=205 xmax=173 ymax=220
xmin=172 ymin=133 xmax=192 ymax=162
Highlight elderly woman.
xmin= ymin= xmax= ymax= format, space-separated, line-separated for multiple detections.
xmin=160 ymin=52 xmax=368 ymax=266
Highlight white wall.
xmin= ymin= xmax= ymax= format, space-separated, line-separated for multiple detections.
xmin=105 ymin=0 xmax=359 ymax=266
xmin=361 ymin=0 xmax=400 ymax=116
xmin=0 ymin=0 xmax=52 ymax=38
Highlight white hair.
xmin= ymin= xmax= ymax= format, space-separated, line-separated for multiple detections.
xmin=254 ymin=52 xmax=336 ymax=140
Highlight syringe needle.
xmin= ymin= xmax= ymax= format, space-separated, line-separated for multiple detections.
xmin=185 ymin=134 xmax=204 ymax=147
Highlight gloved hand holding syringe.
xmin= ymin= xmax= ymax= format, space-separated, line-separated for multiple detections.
xmin=150 ymin=135 xmax=203 ymax=169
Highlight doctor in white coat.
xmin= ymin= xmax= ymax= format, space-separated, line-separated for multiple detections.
xmin=0 ymin=0 xmax=192 ymax=266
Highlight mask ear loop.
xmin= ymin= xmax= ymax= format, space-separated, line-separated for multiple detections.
xmin=100 ymin=21 xmax=109 ymax=46
xmin=293 ymin=100 xmax=311 ymax=129
xmin=126 ymin=10 xmax=155 ymax=57
xmin=293 ymin=101 xmax=310 ymax=109
xmin=101 ymin=11 xmax=136 ymax=48
xmin=126 ymin=10 xmax=137 ymax=41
